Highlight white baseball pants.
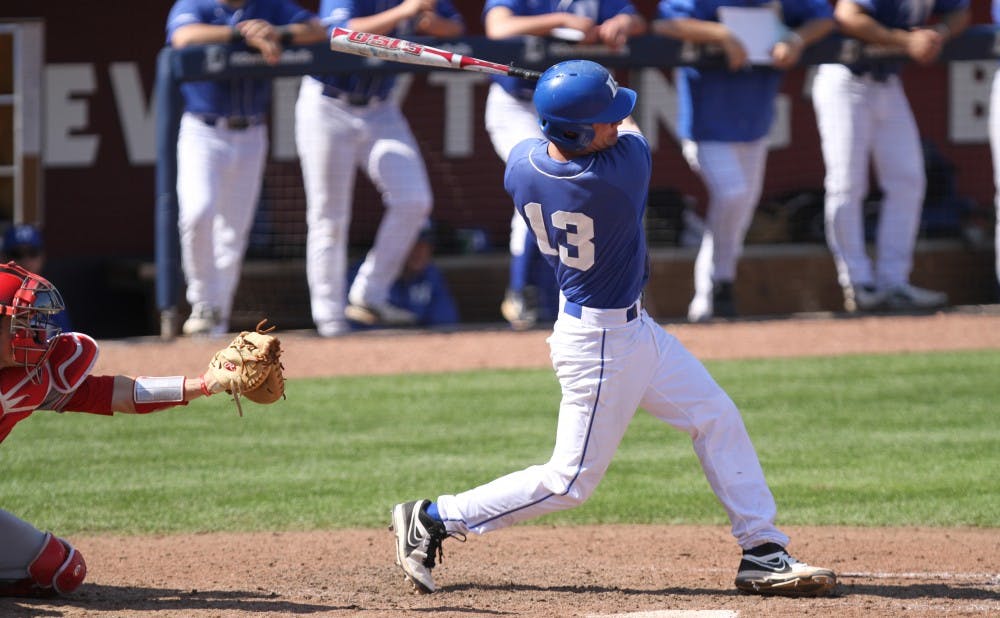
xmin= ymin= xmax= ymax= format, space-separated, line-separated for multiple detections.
xmin=989 ymin=66 xmax=1000 ymax=286
xmin=295 ymin=77 xmax=431 ymax=330
xmin=812 ymin=64 xmax=926 ymax=290
xmin=682 ymin=139 xmax=768 ymax=319
xmin=176 ymin=113 xmax=268 ymax=328
xmin=437 ymin=307 xmax=789 ymax=551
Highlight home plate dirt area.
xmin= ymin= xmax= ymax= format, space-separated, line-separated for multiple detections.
xmin=6 ymin=309 xmax=1000 ymax=617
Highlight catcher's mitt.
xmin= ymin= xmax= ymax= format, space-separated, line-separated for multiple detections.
xmin=206 ymin=319 xmax=285 ymax=415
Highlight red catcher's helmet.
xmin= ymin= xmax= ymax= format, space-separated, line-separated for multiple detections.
xmin=0 ymin=261 xmax=65 ymax=371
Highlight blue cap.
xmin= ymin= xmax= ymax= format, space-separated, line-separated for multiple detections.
xmin=3 ymin=224 xmax=44 ymax=254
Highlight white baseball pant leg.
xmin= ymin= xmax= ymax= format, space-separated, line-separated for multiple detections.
xmin=0 ymin=509 xmax=47 ymax=579
xmin=347 ymin=101 xmax=432 ymax=307
xmin=296 ymin=77 xmax=358 ymax=333
xmin=436 ymin=312 xmax=787 ymax=550
xmin=990 ymin=67 xmax=1000 ymax=286
xmin=868 ymin=76 xmax=925 ymax=289
xmin=682 ymin=139 xmax=768 ymax=319
xmin=485 ymin=83 xmax=545 ymax=280
xmin=177 ymin=113 xmax=267 ymax=327
xmin=813 ymin=64 xmax=925 ymax=290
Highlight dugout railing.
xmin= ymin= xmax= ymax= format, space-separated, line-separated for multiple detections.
xmin=154 ymin=26 xmax=1000 ymax=339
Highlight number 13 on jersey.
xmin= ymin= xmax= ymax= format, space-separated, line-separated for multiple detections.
xmin=523 ymin=202 xmax=595 ymax=271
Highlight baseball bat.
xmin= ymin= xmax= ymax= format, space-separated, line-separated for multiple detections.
xmin=329 ymin=27 xmax=543 ymax=81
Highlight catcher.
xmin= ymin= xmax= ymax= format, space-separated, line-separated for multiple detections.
xmin=0 ymin=262 xmax=283 ymax=597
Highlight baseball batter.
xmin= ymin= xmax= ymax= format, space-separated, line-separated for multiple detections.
xmin=990 ymin=0 xmax=1000 ymax=296
xmin=390 ymin=60 xmax=836 ymax=598
xmin=295 ymin=0 xmax=463 ymax=336
xmin=0 ymin=262 xmax=244 ymax=597
xmin=811 ymin=0 xmax=969 ymax=312
xmin=653 ymin=0 xmax=834 ymax=322
xmin=483 ymin=0 xmax=646 ymax=330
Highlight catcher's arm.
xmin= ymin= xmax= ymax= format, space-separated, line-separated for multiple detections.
xmin=55 ymin=373 xmax=216 ymax=415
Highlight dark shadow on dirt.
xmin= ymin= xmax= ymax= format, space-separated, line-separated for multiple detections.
xmin=0 ymin=584 xmax=349 ymax=616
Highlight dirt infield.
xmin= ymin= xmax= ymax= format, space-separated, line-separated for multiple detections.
xmin=6 ymin=310 xmax=1000 ymax=617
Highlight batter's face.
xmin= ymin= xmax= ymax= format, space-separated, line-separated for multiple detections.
xmin=586 ymin=120 xmax=623 ymax=152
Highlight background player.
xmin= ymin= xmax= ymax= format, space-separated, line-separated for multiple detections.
xmin=347 ymin=219 xmax=459 ymax=330
xmin=1 ymin=223 xmax=72 ymax=333
xmin=653 ymin=0 xmax=833 ymax=322
xmin=811 ymin=0 xmax=969 ymax=313
xmin=0 ymin=263 xmax=235 ymax=597
xmin=294 ymin=0 xmax=463 ymax=336
xmin=990 ymin=0 xmax=1000 ymax=300
xmin=167 ymin=0 xmax=324 ymax=336
xmin=390 ymin=60 xmax=836 ymax=598
xmin=482 ymin=0 xmax=645 ymax=330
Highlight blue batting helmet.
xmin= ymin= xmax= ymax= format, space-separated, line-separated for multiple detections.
xmin=533 ymin=60 xmax=636 ymax=152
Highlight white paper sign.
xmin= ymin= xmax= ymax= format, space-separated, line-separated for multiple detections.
xmin=717 ymin=6 xmax=786 ymax=66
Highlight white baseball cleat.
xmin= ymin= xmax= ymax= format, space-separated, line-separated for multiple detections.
xmin=735 ymin=543 xmax=836 ymax=597
xmin=345 ymin=301 xmax=417 ymax=326
xmin=182 ymin=303 xmax=222 ymax=336
xmin=390 ymin=500 xmax=448 ymax=594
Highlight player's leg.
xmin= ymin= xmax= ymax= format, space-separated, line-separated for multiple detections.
xmin=812 ymin=64 xmax=880 ymax=311
xmin=0 ymin=510 xmax=86 ymax=597
xmin=295 ymin=77 xmax=360 ymax=336
xmin=870 ymin=77 xmax=941 ymax=310
xmin=991 ymin=68 xmax=1000 ymax=295
xmin=636 ymin=321 xmax=835 ymax=596
xmin=177 ymin=114 xmax=228 ymax=335
xmin=348 ymin=104 xmax=432 ymax=325
xmin=436 ymin=320 xmax=649 ymax=535
xmin=485 ymin=84 xmax=548 ymax=329
xmin=391 ymin=319 xmax=651 ymax=592
xmin=683 ymin=140 xmax=766 ymax=321
xmin=212 ymin=124 xmax=268 ymax=335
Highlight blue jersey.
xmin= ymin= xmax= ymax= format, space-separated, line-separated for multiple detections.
xmin=483 ymin=0 xmax=638 ymax=100
xmin=311 ymin=0 xmax=463 ymax=100
xmin=657 ymin=0 xmax=833 ymax=142
xmin=166 ymin=0 xmax=314 ymax=116
xmin=841 ymin=0 xmax=968 ymax=77
xmin=504 ymin=133 xmax=651 ymax=309
xmin=995 ymin=0 xmax=1000 ymax=23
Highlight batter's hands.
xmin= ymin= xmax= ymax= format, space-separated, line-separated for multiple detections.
xmin=236 ymin=19 xmax=283 ymax=65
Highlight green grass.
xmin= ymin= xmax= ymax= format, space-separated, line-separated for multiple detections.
xmin=2 ymin=350 xmax=997 ymax=535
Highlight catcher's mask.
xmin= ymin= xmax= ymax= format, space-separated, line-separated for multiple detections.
xmin=0 ymin=261 xmax=65 ymax=372
xmin=533 ymin=59 xmax=636 ymax=152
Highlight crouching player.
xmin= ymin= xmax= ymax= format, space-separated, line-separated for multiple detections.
xmin=0 ymin=262 xmax=229 ymax=597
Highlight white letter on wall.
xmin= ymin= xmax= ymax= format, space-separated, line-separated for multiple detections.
xmin=44 ymin=64 xmax=98 ymax=166
xmin=110 ymin=62 xmax=156 ymax=165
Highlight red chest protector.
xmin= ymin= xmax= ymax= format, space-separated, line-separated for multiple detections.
xmin=0 ymin=332 xmax=98 ymax=444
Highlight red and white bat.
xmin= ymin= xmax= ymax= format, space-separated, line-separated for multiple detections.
xmin=329 ymin=27 xmax=542 ymax=81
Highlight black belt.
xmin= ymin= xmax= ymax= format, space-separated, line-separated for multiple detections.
xmin=321 ymin=84 xmax=380 ymax=107
xmin=849 ymin=66 xmax=891 ymax=83
xmin=194 ymin=114 xmax=265 ymax=130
